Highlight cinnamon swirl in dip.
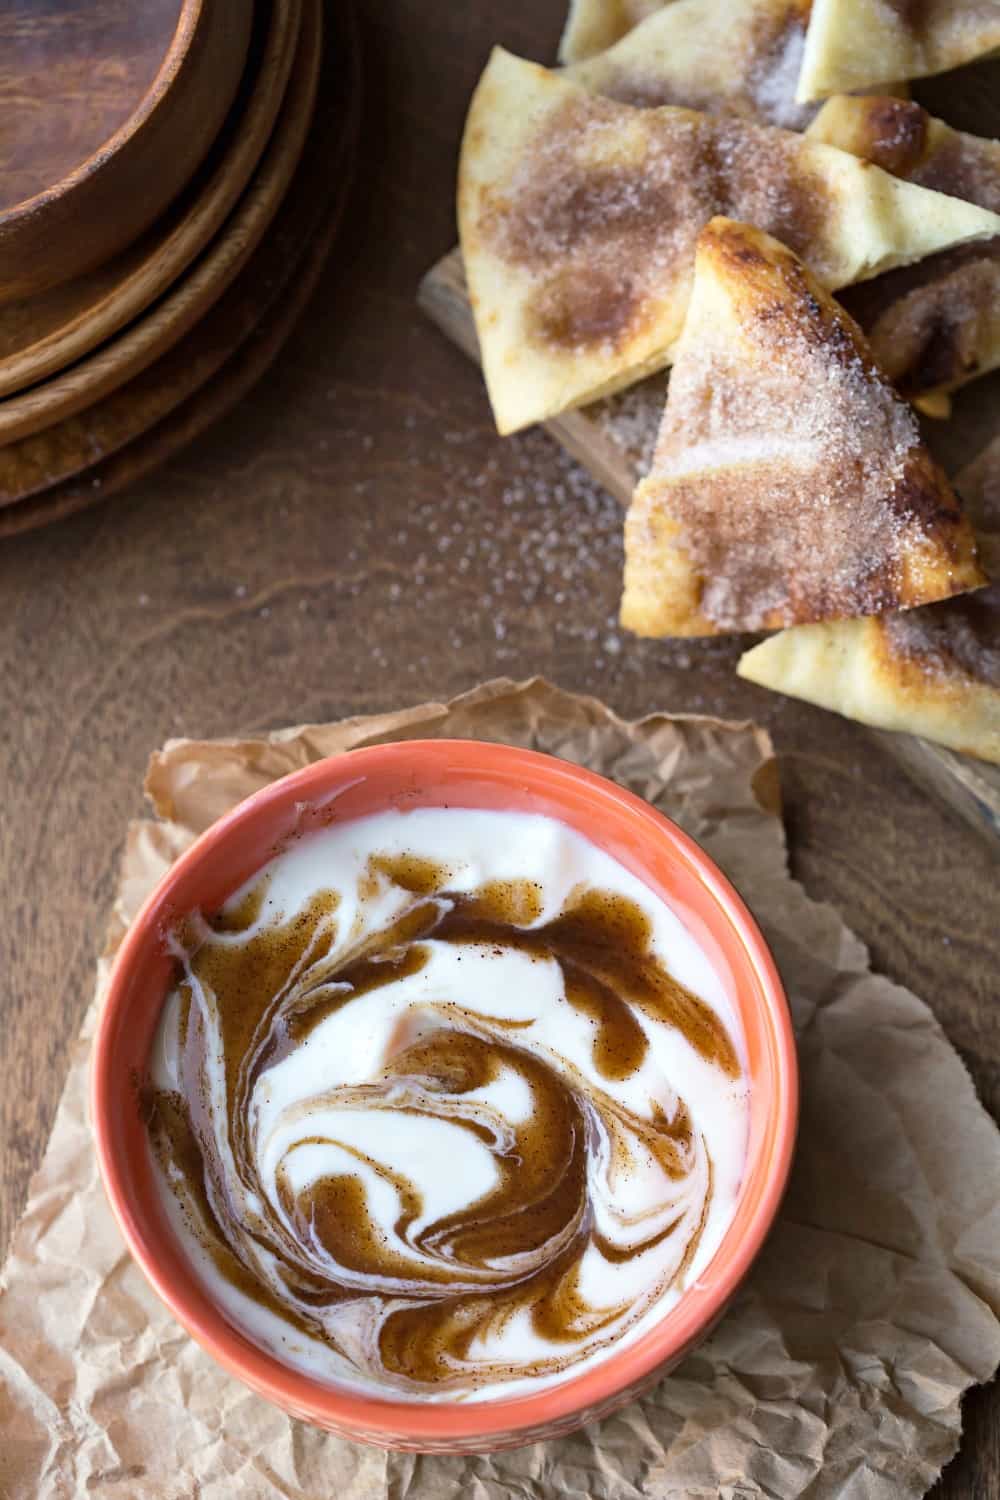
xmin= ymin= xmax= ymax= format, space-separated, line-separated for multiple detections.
xmin=146 ymin=807 xmax=749 ymax=1401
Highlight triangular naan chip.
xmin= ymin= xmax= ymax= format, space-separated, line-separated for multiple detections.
xmin=737 ymin=577 xmax=1000 ymax=763
xmin=558 ymin=0 xmax=670 ymax=65
xmin=457 ymin=49 xmax=1000 ymax=434
xmin=566 ymin=0 xmax=816 ymax=129
xmin=797 ymin=0 xmax=1000 ymax=102
xmin=808 ymin=96 xmax=1000 ymax=409
xmin=620 ymin=220 xmax=985 ymax=637
xmin=738 ymin=439 xmax=1000 ymax=762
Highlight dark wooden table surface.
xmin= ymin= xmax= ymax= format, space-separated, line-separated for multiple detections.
xmin=1 ymin=3 xmax=998 ymax=1494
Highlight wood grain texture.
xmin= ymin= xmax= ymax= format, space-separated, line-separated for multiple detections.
xmin=0 ymin=4 xmax=997 ymax=1495
xmin=419 ymin=244 xmax=1000 ymax=846
xmin=0 ymin=2 xmax=320 ymax=464
xmin=0 ymin=0 xmax=302 ymax=400
xmin=0 ymin=0 xmax=252 ymax=301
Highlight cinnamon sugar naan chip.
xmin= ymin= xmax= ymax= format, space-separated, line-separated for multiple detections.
xmin=807 ymin=96 xmax=1000 ymax=412
xmin=738 ymin=538 xmax=1000 ymax=765
xmin=457 ymin=50 xmax=1000 ymax=434
xmin=558 ymin=0 xmax=670 ymax=65
xmin=797 ymin=0 xmax=1000 ymax=102
xmin=738 ymin=438 xmax=1000 ymax=763
xmin=620 ymin=220 xmax=985 ymax=638
xmin=567 ymin=0 xmax=816 ymax=129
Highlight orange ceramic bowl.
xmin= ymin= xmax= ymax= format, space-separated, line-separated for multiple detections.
xmin=93 ymin=740 xmax=797 ymax=1453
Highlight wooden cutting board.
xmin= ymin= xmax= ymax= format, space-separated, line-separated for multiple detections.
xmin=419 ymin=246 xmax=1000 ymax=845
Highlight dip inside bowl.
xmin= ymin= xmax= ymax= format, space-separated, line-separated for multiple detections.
xmin=93 ymin=740 xmax=797 ymax=1452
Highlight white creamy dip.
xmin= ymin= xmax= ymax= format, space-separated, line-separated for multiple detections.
xmin=149 ymin=807 xmax=749 ymax=1401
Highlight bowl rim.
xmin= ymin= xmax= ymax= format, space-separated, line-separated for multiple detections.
xmin=1 ymin=0 xmax=204 ymax=226
xmin=92 ymin=738 xmax=798 ymax=1442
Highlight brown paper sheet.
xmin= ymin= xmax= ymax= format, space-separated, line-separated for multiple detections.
xmin=3 ymin=678 xmax=1000 ymax=1500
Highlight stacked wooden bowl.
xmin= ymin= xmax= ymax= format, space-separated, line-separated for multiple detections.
xmin=0 ymin=0 xmax=360 ymax=537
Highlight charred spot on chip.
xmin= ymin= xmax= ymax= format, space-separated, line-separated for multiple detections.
xmin=860 ymin=99 xmax=929 ymax=178
xmin=713 ymin=217 xmax=775 ymax=270
xmin=728 ymin=241 xmax=767 ymax=267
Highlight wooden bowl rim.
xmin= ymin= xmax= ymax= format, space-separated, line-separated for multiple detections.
xmin=0 ymin=0 xmax=361 ymax=540
xmin=0 ymin=0 xmax=206 ymax=227
xmin=0 ymin=0 xmax=302 ymax=399
xmin=0 ymin=0 xmax=322 ymax=453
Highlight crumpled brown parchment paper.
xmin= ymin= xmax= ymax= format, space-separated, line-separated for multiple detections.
xmin=3 ymin=678 xmax=1000 ymax=1500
